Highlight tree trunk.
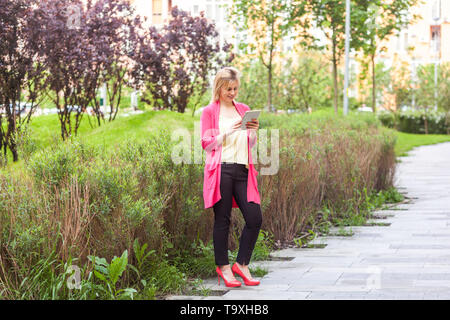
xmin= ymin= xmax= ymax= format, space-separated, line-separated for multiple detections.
xmin=6 ymin=100 xmax=19 ymax=162
xmin=268 ymin=63 xmax=272 ymax=112
xmin=267 ymin=19 xmax=275 ymax=112
xmin=371 ymin=53 xmax=376 ymax=113
xmin=446 ymin=113 xmax=450 ymax=135
xmin=332 ymin=43 xmax=339 ymax=115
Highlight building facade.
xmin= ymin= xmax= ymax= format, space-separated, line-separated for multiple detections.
xmin=131 ymin=0 xmax=236 ymax=49
xmin=380 ymin=0 xmax=450 ymax=64
xmin=373 ymin=0 xmax=450 ymax=110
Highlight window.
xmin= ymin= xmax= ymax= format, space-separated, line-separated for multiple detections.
xmin=206 ymin=5 xmax=213 ymax=19
xmin=216 ymin=4 xmax=221 ymax=22
xmin=404 ymin=32 xmax=408 ymax=51
xmin=431 ymin=0 xmax=441 ymax=21
xmin=431 ymin=25 xmax=441 ymax=53
xmin=152 ymin=0 xmax=163 ymax=25
xmin=395 ymin=33 xmax=401 ymax=51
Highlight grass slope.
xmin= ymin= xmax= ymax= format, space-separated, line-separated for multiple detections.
xmin=394 ymin=131 xmax=450 ymax=157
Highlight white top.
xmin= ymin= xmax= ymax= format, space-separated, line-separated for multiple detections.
xmin=219 ymin=114 xmax=248 ymax=165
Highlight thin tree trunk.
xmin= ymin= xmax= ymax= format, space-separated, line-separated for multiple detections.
xmin=332 ymin=42 xmax=339 ymax=115
xmin=268 ymin=63 xmax=272 ymax=112
xmin=371 ymin=53 xmax=376 ymax=113
xmin=446 ymin=113 xmax=450 ymax=135
xmin=267 ymin=19 xmax=275 ymax=112
xmin=5 ymin=99 xmax=18 ymax=162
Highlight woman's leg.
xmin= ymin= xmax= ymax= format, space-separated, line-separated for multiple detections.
xmin=213 ymin=165 xmax=234 ymax=266
xmin=232 ymin=165 xmax=263 ymax=266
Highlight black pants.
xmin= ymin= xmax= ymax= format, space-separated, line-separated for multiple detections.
xmin=213 ymin=163 xmax=262 ymax=266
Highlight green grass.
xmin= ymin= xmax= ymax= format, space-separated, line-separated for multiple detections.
xmin=29 ymin=110 xmax=198 ymax=148
xmin=393 ymin=131 xmax=450 ymax=157
xmin=2 ymin=110 xmax=199 ymax=170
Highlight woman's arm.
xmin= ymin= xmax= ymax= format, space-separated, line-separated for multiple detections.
xmin=200 ymin=108 xmax=241 ymax=152
xmin=200 ymin=108 xmax=219 ymax=152
xmin=241 ymin=104 xmax=258 ymax=148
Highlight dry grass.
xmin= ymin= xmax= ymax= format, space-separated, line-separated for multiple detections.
xmin=258 ymin=125 xmax=396 ymax=241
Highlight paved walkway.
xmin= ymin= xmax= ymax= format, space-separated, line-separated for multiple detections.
xmin=169 ymin=142 xmax=450 ymax=300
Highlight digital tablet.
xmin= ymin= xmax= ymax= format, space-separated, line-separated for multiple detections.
xmin=240 ymin=110 xmax=261 ymax=130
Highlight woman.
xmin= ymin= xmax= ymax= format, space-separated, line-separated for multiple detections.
xmin=200 ymin=67 xmax=262 ymax=287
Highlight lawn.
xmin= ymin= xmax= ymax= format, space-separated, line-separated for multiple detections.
xmin=393 ymin=131 xmax=450 ymax=157
xmin=2 ymin=110 xmax=200 ymax=174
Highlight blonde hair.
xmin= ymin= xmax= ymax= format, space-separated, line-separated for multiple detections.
xmin=211 ymin=67 xmax=241 ymax=103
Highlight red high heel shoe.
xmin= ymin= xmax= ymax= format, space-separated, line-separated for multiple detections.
xmin=232 ymin=263 xmax=260 ymax=286
xmin=216 ymin=266 xmax=241 ymax=287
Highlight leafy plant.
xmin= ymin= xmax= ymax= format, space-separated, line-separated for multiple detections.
xmin=88 ymin=250 xmax=137 ymax=299
xmin=131 ymin=239 xmax=155 ymax=279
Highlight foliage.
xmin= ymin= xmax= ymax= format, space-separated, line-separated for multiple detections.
xmin=236 ymin=51 xmax=332 ymax=111
xmin=274 ymin=51 xmax=333 ymax=111
xmin=0 ymin=0 xmax=47 ymax=162
xmin=34 ymin=0 xmax=138 ymax=140
xmin=306 ymin=0 xmax=372 ymax=114
xmin=88 ymin=250 xmax=137 ymax=299
xmin=414 ymin=63 xmax=450 ymax=115
xmin=229 ymin=0 xmax=310 ymax=110
xmin=358 ymin=0 xmax=420 ymax=112
xmin=387 ymin=58 xmax=414 ymax=111
xmin=131 ymin=7 xmax=233 ymax=113
xmin=378 ymin=109 xmax=449 ymax=135
xmin=357 ymin=60 xmax=391 ymax=109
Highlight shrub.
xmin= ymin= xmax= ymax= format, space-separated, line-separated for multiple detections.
xmin=378 ymin=109 xmax=449 ymax=134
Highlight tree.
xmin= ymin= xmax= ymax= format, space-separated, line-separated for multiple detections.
xmin=0 ymin=0 xmax=47 ymax=162
xmin=274 ymin=50 xmax=332 ymax=111
xmin=229 ymin=0 xmax=310 ymax=111
xmin=34 ymin=0 xmax=137 ymax=140
xmin=307 ymin=0 xmax=371 ymax=114
xmin=131 ymin=7 xmax=233 ymax=113
xmin=357 ymin=59 xmax=391 ymax=108
xmin=439 ymin=63 xmax=450 ymax=134
xmin=387 ymin=58 xmax=412 ymax=128
xmin=414 ymin=63 xmax=450 ymax=134
xmin=85 ymin=0 xmax=141 ymax=125
xmin=359 ymin=0 xmax=419 ymax=112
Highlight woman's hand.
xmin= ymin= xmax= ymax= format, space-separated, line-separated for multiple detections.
xmin=218 ymin=119 xmax=242 ymax=146
xmin=245 ymin=119 xmax=259 ymax=131
xmin=225 ymin=119 xmax=242 ymax=136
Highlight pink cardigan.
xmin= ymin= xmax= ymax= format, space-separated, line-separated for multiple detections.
xmin=200 ymin=100 xmax=260 ymax=209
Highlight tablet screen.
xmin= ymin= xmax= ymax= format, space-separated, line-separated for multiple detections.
xmin=241 ymin=110 xmax=261 ymax=130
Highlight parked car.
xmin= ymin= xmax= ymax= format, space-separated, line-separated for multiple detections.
xmin=357 ymin=106 xmax=373 ymax=112
xmin=57 ymin=105 xmax=82 ymax=114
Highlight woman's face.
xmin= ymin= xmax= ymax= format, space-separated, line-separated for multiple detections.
xmin=219 ymin=80 xmax=239 ymax=105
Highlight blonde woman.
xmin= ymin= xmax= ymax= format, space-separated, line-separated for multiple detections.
xmin=200 ymin=67 xmax=262 ymax=287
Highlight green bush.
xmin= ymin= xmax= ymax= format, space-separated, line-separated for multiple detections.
xmin=378 ymin=109 xmax=449 ymax=134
